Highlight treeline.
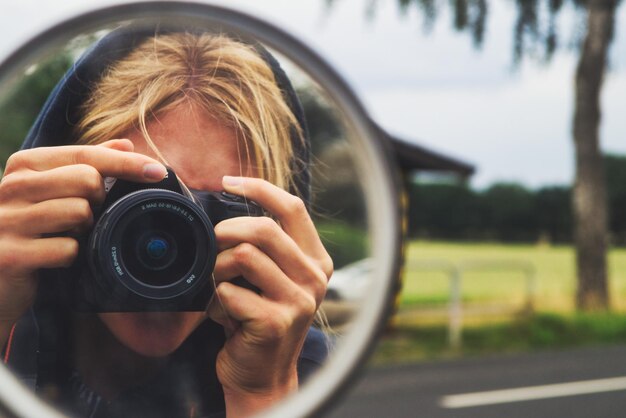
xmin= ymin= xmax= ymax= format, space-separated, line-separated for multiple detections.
xmin=408 ymin=154 xmax=626 ymax=245
xmin=0 ymin=54 xmax=74 ymax=165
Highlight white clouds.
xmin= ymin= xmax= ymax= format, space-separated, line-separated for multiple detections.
xmin=367 ymin=55 xmax=578 ymax=188
xmin=602 ymin=71 xmax=626 ymax=155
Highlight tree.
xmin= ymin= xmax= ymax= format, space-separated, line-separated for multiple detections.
xmin=572 ymin=0 xmax=618 ymax=310
xmin=534 ymin=186 xmax=572 ymax=243
xmin=407 ymin=182 xmax=480 ymax=239
xmin=482 ymin=183 xmax=535 ymax=241
xmin=329 ymin=0 xmax=622 ymax=311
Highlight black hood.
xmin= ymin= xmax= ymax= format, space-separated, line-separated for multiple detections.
xmin=21 ymin=23 xmax=311 ymax=203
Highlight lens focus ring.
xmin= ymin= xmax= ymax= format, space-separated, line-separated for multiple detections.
xmin=88 ymin=189 xmax=216 ymax=301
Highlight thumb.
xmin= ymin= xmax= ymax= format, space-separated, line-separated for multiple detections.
xmin=97 ymin=139 xmax=135 ymax=152
xmin=206 ymin=294 xmax=237 ymax=338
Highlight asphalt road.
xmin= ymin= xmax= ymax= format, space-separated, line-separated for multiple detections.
xmin=325 ymin=345 xmax=626 ymax=417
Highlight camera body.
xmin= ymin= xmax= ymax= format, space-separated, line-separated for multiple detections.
xmin=67 ymin=168 xmax=263 ymax=312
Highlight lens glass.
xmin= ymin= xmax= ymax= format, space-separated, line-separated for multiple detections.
xmin=136 ymin=231 xmax=178 ymax=271
xmin=147 ymin=237 xmax=168 ymax=259
xmin=121 ymin=210 xmax=195 ymax=287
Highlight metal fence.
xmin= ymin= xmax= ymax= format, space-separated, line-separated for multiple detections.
xmin=406 ymin=260 xmax=537 ymax=348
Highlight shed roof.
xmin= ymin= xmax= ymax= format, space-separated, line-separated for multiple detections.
xmin=374 ymin=124 xmax=476 ymax=180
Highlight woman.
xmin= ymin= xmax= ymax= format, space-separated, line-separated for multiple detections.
xmin=0 ymin=26 xmax=332 ymax=418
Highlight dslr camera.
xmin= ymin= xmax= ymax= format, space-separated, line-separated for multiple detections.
xmin=65 ymin=168 xmax=263 ymax=312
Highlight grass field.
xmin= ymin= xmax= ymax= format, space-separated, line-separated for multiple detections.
xmin=401 ymin=240 xmax=626 ymax=313
xmin=369 ymin=240 xmax=626 ymax=364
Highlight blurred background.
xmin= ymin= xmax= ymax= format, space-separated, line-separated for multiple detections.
xmin=3 ymin=1 xmax=626 ymax=417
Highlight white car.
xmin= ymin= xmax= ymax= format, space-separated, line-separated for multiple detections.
xmin=325 ymin=258 xmax=373 ymax=302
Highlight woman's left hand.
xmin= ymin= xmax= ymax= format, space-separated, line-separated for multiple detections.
xmin=207 ymin=176 xmax=333 ymax=417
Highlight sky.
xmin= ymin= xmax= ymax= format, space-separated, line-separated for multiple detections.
xmin=0 ymin=0 xmax=625 ymax=189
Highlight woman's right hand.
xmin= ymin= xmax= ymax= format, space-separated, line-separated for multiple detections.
xmin=0 ymin=139 xmax=167 ymax=345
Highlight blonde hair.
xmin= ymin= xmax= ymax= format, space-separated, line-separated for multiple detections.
xmin=75 ymin=31 xmax=303 ymax=193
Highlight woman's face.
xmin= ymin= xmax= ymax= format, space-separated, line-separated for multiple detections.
xmin=98 ymin=102 xmax=252 ymax=357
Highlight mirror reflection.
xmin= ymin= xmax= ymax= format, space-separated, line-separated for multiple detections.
xmin=0 ymin=19 xmax=375 ymax=418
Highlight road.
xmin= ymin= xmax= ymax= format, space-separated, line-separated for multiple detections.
xmin=325 ymin=345 xmax=626 ymax=417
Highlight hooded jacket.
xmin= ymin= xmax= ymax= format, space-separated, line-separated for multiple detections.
xmin=3 ymin=24 xmax=326 ymax=418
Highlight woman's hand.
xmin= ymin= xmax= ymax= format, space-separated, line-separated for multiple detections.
xmin=208 ymin=176 xmax=333 ymax=417
xmin=0 ymin=140 xmax=167 ymax=346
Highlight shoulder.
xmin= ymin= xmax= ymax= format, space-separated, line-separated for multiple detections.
xmin=297 ymin=326 xmax=332 ymax=384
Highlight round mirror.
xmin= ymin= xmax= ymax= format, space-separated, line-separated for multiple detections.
xmin=0 ymin=2 xmax=401 ymax=418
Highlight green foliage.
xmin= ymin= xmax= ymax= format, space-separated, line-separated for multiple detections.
xmin=312 ymin=182 xmax=367 ymax=229
xmin=298 ymin=84 xmax=368 ymax=230
xmin=316 ymin=221 xmax=368 ymax=269
xmin=408 ymin=182 xmax=482 ymax=239
xmin=408 ymin=181 xmax=572 ymax=242
xmin=0 ymin=53 xmax=73 ymax=165
xmin=296 ymin=86 xmax=343 ymax=156
xmin=407 ymin=155 xmax=626 ymax=244
xmin=606 ymin=154 xmax=626 ymax=244
xmin=534 ymin=186 xmax=572 ymax=242
xmin=483 ymin=183 xmax=535 ymax=240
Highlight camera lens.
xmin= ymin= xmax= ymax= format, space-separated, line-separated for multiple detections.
xmin=147 ymin=238 xmax=168 ymax=259
xmin=135 ymin=231 xmax=178 ymax=271
xmin=122 ymin=211 xmax=195 ymax=287
xmin=89 ymin=189 xmax=216 ymax=304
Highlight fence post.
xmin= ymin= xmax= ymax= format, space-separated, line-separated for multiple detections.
xmin=524 ymin=263 xmax=537 ymax=313
xmin=448 ymin=268 xmax=462 ymax=349
xmin=406 ymin=259 xmax=536 ymax=349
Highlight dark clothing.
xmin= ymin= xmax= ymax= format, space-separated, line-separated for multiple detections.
xmin=4 ymin=22 xmax=326 ymax=418
xmin=4 ymin=314 xmax=328 ymax=418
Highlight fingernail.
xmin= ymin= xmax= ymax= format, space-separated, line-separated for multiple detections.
xmin=143 ymin=163 xmax=167 ymax=180
xmin=223 ymin=176 xmax=243 ymax=187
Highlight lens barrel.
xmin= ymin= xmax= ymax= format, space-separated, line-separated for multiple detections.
xmin=88 ymin=189 xmax=216 ymax=302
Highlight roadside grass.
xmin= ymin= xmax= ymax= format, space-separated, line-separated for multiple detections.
xmin=371 ymin=241 xmax=626 ymax=365
xmin=371 ymin=312 xmax=626 ymax=366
